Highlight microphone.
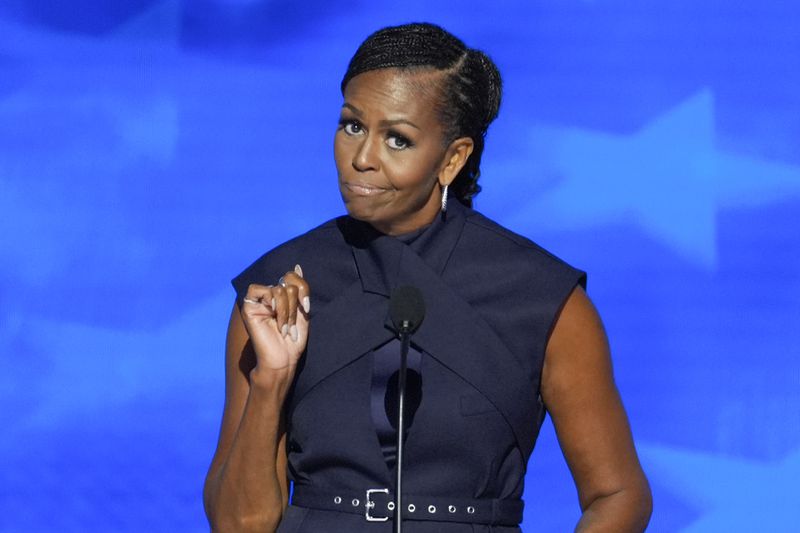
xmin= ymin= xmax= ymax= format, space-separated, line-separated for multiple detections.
xmin=390 ymin=285 xmax=425 ymax=334
xmin=388 ymin=286 xmax=425 ymax=533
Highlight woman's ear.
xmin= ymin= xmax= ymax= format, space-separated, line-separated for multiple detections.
xmin=438 ymin=137 xmax=475 ymax=186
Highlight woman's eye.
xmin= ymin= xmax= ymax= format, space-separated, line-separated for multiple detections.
xmin=386 ymin=134 xmax=411 ymax=150
xmin=342 ymin=121 xmax=363 ymax=135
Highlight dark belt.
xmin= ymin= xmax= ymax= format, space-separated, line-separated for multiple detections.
xmin=291 ymin=485 xmax=524 ymax=525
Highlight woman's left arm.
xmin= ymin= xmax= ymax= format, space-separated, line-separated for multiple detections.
xmin=541 ymin=285 xmax=652 ymax=532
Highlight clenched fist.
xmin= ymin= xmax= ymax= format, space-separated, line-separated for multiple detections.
xmin=240 ymin=264 xmax=311 ymax=371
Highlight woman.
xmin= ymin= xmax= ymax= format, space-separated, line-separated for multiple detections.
xmin=204 ymin=23 xmax=652 ymax=532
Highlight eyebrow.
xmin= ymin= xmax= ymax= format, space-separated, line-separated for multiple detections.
xmin=341 ymin=103 xmax=421 ymax=130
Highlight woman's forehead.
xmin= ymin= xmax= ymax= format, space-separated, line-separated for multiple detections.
xmin=342 ymin=68 xmax=443 ymax=119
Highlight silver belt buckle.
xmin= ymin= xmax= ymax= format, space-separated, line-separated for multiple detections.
xmin=365 ymin=488 xmax=390 ymax=522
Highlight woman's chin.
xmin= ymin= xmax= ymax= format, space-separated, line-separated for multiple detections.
xmin=347 ymin=209 xmax=385 ymax=229
xmin=343 ymin=197 xmax=382 ymax=221
xmin=342 ymin=204 xmax=392 ymax=233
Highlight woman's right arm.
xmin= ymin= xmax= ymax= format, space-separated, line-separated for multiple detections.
xmin=204 ymin=269 xmax=310 ymax=532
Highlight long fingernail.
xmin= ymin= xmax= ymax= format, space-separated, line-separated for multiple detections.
xmin=295 ymin=264 xmax=303 ymax=278
xmin=271 ymin=298 xmax=276 ymax=309
xmin=281 ymin=324 xmax=288 ymax=337
xmin=290 ymin=324 xmax=298 ymax=342
xmin=303 ymin=296 xmax=311 ymax=314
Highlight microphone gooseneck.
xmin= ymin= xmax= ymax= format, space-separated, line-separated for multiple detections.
xmin=388 ymin=286 xmax=425 ymax=533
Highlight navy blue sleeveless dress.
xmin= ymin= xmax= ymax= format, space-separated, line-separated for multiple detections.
xmin=232 ymin=199 xmax=585 ymax=532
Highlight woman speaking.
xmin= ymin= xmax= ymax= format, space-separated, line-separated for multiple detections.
xmin=203 ymin=23 xmax=652 ymax=532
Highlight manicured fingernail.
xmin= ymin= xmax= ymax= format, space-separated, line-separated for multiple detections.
xmin=281 ymin=324 xmax=288 ymax=337
xmin=271 ymin=298 xmax=276 ymax=309
xmin=290 ymin=324 xmax=298 ymax=342
xmin=303 ymin=296 xmax=311 ymax=314
xmin=294 ymin=264 xmax=304 ymax=278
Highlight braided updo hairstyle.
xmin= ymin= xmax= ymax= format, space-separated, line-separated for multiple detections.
xmin=341 ymin=23 xmax=502 ymax=207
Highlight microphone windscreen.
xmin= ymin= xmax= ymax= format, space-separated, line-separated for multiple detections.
xmin=389 ymin=286 xmax=425 ymax=332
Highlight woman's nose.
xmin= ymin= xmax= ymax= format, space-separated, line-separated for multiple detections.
xmin=352 ymin=135 xmax=380 ymax=172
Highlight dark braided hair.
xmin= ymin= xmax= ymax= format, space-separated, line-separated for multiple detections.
xmin=341 ymin=23 xmax=502 ymax=207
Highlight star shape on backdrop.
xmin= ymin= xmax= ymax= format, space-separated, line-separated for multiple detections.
xmin=498 ymin=89 xmax=800 ymax=269
xmin=0 ymin=290 xmax=230 ymax=435
xmin=0 ymin=0 xmax=350 ymax=330
xmin=638 ymin=442 xmax=799 ymax=532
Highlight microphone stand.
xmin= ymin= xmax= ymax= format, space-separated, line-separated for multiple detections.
xmin=388 ymin=285 xmax=424 ymax=533
xmin=394 ymin=319 xmax=411 ymax=533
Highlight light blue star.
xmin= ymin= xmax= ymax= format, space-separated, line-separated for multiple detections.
xmin=6 ymin=291 xmax=229 ymax=431
xmin=638 ymin=443 xmax=799 ymax=532
xmin=498 ymin=90 xmax=800 ymax=269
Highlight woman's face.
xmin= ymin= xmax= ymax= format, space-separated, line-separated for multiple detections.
xmin=335 ymin=68 xmax=470 ymax=235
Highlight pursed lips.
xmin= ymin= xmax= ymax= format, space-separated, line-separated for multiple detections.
xmin=342 ymin=181 xmax=392 ymax=196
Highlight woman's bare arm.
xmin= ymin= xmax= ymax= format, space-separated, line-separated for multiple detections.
xmin=542 ymin=286 xmax=652 ymax=532
xmin=204 ymin=268 xmax=310 ymax=532
xmin=203 ymin=302 xmax=291 ymax=531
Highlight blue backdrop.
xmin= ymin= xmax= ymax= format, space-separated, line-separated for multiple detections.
xmin=1 ymin=1 xmax=798 ymax=531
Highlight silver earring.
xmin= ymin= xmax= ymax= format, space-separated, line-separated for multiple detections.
xmin=441 ymin=184 xmax=449 ymax=212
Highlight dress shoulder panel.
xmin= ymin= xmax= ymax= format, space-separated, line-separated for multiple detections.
xmin=459 ymin=209 xmax=587 ymax=289
xmin=447 ymin=209 xmax=587 ymax=369
xmin=230 ymin=216 xmax=354 ymax=304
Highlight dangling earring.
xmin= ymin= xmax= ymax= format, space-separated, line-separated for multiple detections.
xmin=441 ymin=183 xmax=449 ymax=213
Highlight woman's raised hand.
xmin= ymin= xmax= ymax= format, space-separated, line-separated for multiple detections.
xmin=240 ymin=264 xmax=311 ymax=372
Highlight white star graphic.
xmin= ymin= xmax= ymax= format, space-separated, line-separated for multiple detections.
xmin=2 ymin=291 xmax=229 ymax=432
xmin=494 ymin=90 xmax=800 ymax=269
